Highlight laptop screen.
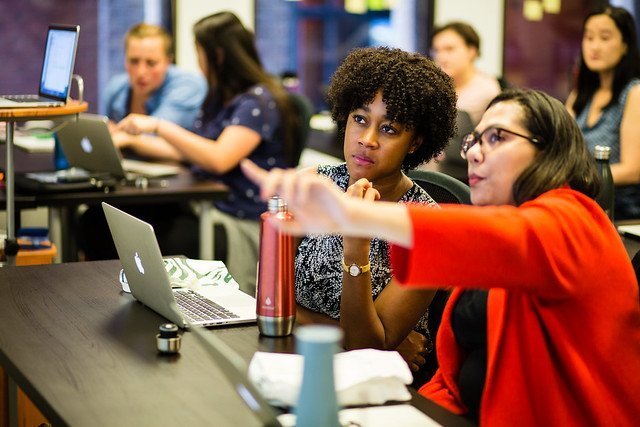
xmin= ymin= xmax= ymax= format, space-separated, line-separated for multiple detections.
xmin=39 ymin=25 xmax=79 ymax=101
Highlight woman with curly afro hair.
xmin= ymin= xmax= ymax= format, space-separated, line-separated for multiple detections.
xmin=294 ymin=46 xmax=457 ymax=382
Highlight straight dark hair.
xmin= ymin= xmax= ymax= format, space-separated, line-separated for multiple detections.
xmin=489 ymin=89 xmax=600 ymax=205
xmin=572 ymin=6 xmax=640 ymax=117
xmin=193 ymin=12 xmax=296 ymax=165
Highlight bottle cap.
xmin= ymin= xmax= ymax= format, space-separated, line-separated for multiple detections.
xmin=594 ymin=145 xmax=611 ymax=160
xmin=156 ymin=323 xmax=181 ymax=354
xmin=268 ymin=196 xmax=287 ymax=213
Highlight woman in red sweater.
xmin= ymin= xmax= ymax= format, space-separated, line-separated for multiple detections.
xmin=242 ymin=88 xmax=640 ymax=425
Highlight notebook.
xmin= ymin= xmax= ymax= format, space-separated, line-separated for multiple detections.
xmin=102 ymin=202 xmax=257 ymax=328
xmin=618 ymin=224 xmax=640 ymax=241
xmin=0 ymin=24 xmax=79 ymax=108
xmin=57 ymin=114 xmax=181 ymax=179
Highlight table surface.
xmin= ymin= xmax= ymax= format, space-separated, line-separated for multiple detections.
xmin=0 ymin=101 xmax=88 ymax=120
xmin=0 ymin=149 xmax=228 ymax=210
xmin=3 ymin=168 xmax=228 ymax=209
xmin=0 ymin=260 xmax=473 ymax=426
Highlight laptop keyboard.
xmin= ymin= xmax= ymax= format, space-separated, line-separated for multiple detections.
xmin=2 ymin=94 xmax=41 ymax=101
xmin=174 ymin=289 xmax=240 ymax=323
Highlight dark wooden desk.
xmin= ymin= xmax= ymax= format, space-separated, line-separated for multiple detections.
xmin=0 ymin=261 xmax=473 ymax=426
xmin=0 ymin=153 xmax=228 ymax=262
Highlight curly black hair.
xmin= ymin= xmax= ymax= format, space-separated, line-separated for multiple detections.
xmin=326 ymin=46 xmax=457 ymax=171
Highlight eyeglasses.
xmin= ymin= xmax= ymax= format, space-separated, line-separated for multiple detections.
xmin=460 ymin=126 xmax=541 ymax=159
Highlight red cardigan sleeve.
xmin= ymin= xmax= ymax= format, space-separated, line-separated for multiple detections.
xmin=391 ymin=188 xmax=630 ymax=299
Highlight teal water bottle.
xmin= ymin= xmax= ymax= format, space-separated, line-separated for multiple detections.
xmin=53 ymin=133 xmax=69 ymax=170
xmin=294 ymin=325 xmax=342 ymax=427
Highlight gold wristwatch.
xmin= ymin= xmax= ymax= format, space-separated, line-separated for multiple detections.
xmin=342 ymin=258 xmax=371 ymax=277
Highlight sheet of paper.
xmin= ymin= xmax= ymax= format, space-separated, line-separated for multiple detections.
xmin=277 ymin=405 xmax=443 ymax=427
xmin=13 ymin=135 xmax=55 ymax=153
xmin=618 ymin=224 xmax=640 ymax=240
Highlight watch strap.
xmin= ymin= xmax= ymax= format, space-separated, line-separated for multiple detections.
xmin=342 ymin=258 xmax=371 ymax=276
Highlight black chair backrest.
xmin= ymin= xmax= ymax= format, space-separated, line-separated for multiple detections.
xmin=408 ymin=169 xmax=471 ymax=205
xmin=437 ymin=110 xmax=474 ymax=184
xmin=631 ymin=249 xmax=640 ymax=301
xmin=287 ymin=92 xmax=314 ymax=165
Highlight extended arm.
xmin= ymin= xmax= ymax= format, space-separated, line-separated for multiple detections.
xmin=243 ymin=160 xmax=622 ymax=299
xmin=241 ymin=159 xmax=414 ymax=246
xmin=117 ymin=114 xmax=261 ymax=174
xmin=111 ymin=130 xmax=183 ymax=161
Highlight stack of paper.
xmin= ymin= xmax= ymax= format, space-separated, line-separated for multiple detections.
xmin=248 ymin=348 xmax=413 ymax=408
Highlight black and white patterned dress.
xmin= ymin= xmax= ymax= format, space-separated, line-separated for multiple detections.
xmin=294 ymin=163 xmax=438 ymax=341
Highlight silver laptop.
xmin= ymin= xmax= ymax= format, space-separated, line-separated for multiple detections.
xmin=0 ymin=25 xmax=79 ymax=108
xmin=57 ymin=114 xmax=180 ymax=179
xmin=102 ymin=202 xmax=257 ymax=328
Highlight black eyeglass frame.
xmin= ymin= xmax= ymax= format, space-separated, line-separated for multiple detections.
xmin=460 ymin=126 xmax=542 ymax=159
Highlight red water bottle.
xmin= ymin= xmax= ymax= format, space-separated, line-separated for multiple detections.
xmin=256 ymin=196 xmax=296 ymax=336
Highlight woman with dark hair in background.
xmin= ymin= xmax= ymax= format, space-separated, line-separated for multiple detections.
xmin=244 ymin=88 xmax=640 ymax=424
xmin=83 ymin=11 xmax=296 ymax=293
xmin=566 ymin=5 xmax=640 ymax=220
xmin=294 ymin=47 xmax=457 ymax=382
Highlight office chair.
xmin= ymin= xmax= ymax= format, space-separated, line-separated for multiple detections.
xmin=408 ymin=169 xmax=471 ymax=205
xmin=631 ymin=249 xmax=640 ymax=301
xmin=437 ymin=110 xmax=474 ymax=184
xmin=288 ymin=92 xmax=314 ymax=166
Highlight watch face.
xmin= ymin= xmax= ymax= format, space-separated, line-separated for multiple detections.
xmin=349 ymin=264 xmax=360 ymax=276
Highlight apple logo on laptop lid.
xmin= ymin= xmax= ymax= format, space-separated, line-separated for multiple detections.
xmin=134 ymin=252 xmax=145 ymax=274
xmin=80 ymin=136 xmax=93 ymax=153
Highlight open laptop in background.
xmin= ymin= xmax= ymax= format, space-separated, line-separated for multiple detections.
xmin=57 ymin=114 xmax=181 ymax=179
xmin=102 ymin=202 xmax=257 ymax=328
xmin=0 ymin=24 xmax=79 ymax=108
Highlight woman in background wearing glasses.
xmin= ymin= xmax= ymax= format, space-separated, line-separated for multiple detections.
xmin=243 ymin=88 xmax=640 ymax=425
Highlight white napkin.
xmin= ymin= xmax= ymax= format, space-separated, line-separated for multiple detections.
xmin=248 ymin=348 xmax=413 ymax=408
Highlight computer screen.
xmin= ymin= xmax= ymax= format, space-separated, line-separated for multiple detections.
xmin=39 ymin=26 xmax=79 ymax=100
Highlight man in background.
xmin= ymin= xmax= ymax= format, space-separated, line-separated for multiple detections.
xmin=103 ymin=23 xmax=206 ymax=145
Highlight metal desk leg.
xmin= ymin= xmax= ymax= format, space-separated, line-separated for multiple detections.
xmin=4 ymin=122 xmax=18 ymax=266
xmin=199 ymin=201 xmax=214 ymax=260
xmin=48 ymin=207 xmax=64 ymax=264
